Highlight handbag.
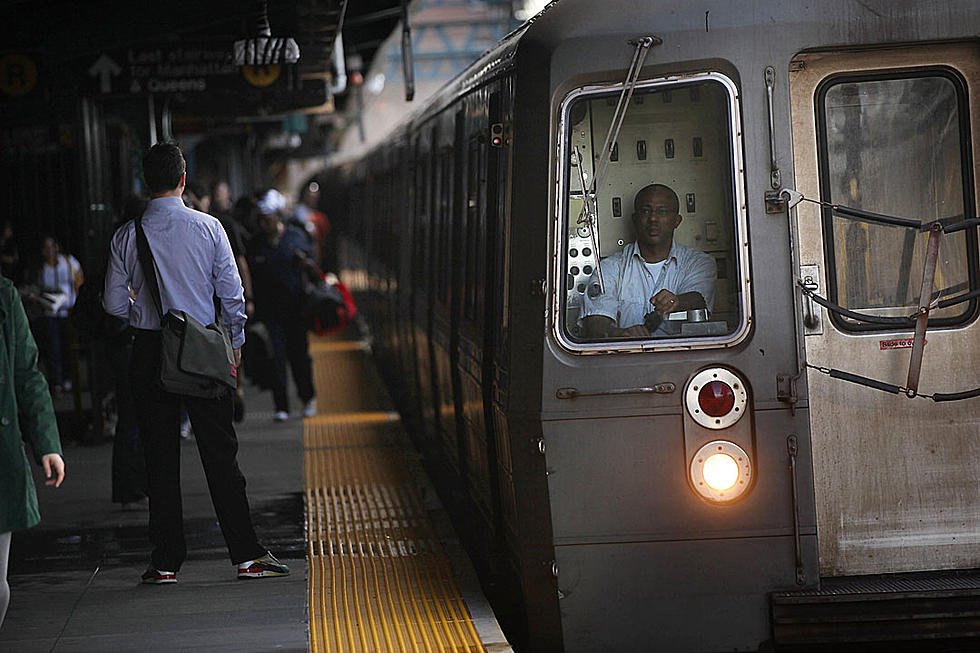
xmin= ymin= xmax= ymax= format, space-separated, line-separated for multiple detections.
xmin=135 ymin=217 xmax=238 ymax=398
xmin=298 ymin=254 xmax=356 ymax=335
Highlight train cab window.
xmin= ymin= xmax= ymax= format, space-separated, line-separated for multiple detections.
xmin=817 ymin=71 xmax=976 ymax=330
xmin=556 ymin=73 xmax=750 ymax=351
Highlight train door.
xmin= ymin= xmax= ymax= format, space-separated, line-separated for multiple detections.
xmin=407 ymin=131 xmax=432 ymax=440
xmin=414 ymin=127 xmax=441 ymax=450
xmin=489 ymin=77 xmax=519 ymax=591
xmin=789 ymin=44 xmax=980 ymax=576
xmin=456 ymin=89 xmax=494 ymax=529
xmin=432 ymin=112 xmax=461 ymax=471
xmin=396 ymin=143 xmax=420 ymax=424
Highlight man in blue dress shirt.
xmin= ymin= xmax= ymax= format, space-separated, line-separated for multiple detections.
xmin=104 ymin=143 xmax=289 ymax=584
xmin=579 ymin=183 xmax=717 ymax=338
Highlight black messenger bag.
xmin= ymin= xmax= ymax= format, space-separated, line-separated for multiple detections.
xmin=135 ymin=216 xmax=238 ymax=398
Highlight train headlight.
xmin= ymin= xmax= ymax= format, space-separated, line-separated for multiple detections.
xmin=690 ymin=440 xmax=751 ymax=502
xmin=702 ymin=452 xmax=739 ymax=490
xmin=685 ymin=367 xmax=747 ymax=429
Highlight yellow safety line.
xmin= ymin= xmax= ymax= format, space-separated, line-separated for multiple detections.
xmin=309 ymin=340 xmax=367 ymax=353
xmin=305 ymin=336 xmax=487 ymax=652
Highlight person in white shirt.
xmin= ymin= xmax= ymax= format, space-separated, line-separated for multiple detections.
xmin=580 ymin=184 xmax=716 ymax=338
xmin=25 ymin=237 xmax=83 ymax=391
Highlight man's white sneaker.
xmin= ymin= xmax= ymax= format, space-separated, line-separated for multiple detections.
xmin=302 ymin=399 xmax=317 ymax=418
xmin=237 ymin=552 xmax=290 ymax=579
xmin=273 ymin=411 xmax=289 ymax=422
xmin=140 ymin=567 xmax=177 ymax=584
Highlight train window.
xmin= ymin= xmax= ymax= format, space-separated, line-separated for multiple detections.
xmin=464 ymin=137 xmax=480 ymax=321
xmin=436 ymin=151 xmax=452 ymax=304
xmin=412 ymin=142 xmax=430 ymax=293
xmin=816 ymin=70 xmax=976 ymax=330
xmin=555 ymin=72 xmax=750 ymax=351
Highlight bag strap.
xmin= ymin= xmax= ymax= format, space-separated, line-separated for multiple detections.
xmin=134 ymin=214 xmax=223 ymax=325
xmin=294 ymin=248 xmax=324 ymax=283
xmin=134 ymin=216 xmax=165 ymax=323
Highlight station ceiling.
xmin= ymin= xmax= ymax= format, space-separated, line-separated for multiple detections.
xmin=2 ymin=0 xmax=404 ymax=112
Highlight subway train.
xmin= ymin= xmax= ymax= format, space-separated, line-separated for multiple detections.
xmin=325 ymin=1 xmax=980 ymax=650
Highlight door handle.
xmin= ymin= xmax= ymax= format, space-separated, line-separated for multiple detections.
xmin=799 ymin=264 xmax=822 ymax=334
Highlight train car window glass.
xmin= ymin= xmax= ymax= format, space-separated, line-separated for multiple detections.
xmin=426 ymin=140 xmax=437 ymax=301
xmin=555 ymin=73 xmax=750 ymax=352
xmin=436 ymin=152 xmax=452 ymax=304
xmin=412 ymin=145 xmax=428 ymax=292
xmin=464 ymin=137 xmax=480 ymax=321
xmin=477 ymin=132 xmax=489 ymax=326
xmin=816 ymin=70 xmax=977 ymax=331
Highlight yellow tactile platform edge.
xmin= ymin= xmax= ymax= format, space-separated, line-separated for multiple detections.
xmin=305 ymin=335 xmax=486 ymax=653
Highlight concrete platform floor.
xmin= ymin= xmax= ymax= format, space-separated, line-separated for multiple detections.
xmin=0 ymin=380 xmax=308 ymax=652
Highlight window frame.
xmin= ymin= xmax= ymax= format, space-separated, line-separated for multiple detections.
xmin=814 ymin=66 xmax=979 ymax=333
xmin=551 ymin=71 xmax=753 ymax=354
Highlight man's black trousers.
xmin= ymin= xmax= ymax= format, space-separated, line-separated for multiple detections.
xmin=131 ymin=329 xmax=264 ymax=571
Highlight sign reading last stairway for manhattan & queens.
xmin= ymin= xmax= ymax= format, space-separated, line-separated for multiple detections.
xmin=84 ymin=45 xmax=327 ymax=113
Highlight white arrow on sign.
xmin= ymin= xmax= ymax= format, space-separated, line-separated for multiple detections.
xmin=88 ymin=54 xmax=121 ymax=93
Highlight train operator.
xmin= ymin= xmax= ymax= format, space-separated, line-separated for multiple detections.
xmin=580 ymin=183 xmax=716 ymax=338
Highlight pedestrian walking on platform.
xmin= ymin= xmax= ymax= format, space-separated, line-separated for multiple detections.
xmin=23 ymin=236 xmax=83 ymax=393
xmin=248 ymin=189 xmax=316 ymax=422
xmin=103 ymin=143 xmax=289 ymax=584
xmin=0 ymin=275 xmax=65 ymax=629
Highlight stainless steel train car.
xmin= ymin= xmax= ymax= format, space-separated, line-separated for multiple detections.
xmin=326 ymin=1 xmax=980 ymax=650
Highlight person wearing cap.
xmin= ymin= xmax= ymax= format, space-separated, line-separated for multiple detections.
xmin=248 ymin=189 xmax=317 ymax=422
xmin=579 ymin=183 xmax=716 ymax=338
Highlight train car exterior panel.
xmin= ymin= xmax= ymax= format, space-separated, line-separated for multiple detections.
xmin=553 ymin=536 xmax=809 ymax=652
xmin=541 ymin=407 xmax=815 ymax=545
xmin=790 ymin=41 xmax=980 ymax=576
xmin=330 ymin=1 xmax=980 ymax=650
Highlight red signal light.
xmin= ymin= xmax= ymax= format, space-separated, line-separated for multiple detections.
xmin=698 ymin=380 xmax=735 ymax=417
xmin=490 ymin=123 xmax=504 ymax=148
xmin=685 ymin=368 xmax=747 ymax=430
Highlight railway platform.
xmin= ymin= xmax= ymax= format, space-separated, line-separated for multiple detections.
xmin=0 ymin=330 xmax=510 ymax=653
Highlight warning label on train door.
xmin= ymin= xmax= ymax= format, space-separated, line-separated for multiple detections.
xmin=879 ymin=338 xmax=926 ymax=350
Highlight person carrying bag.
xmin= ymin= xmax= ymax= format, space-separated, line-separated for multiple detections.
xmin=296 ymin=249 xmax=356 ymax=335
xmin=134 ymin=216 xmax=238 ymax=398
xmin=102 ymin=143 xmax=288 ymax=584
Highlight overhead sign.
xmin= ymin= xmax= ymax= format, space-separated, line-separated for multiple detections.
xmin=88 ymin=54 xmax=120 ymax=93
xmin=82 ymin=45 xmax=327 ymax=113
xmin=85 ymin=46 xmax=311 ymax=95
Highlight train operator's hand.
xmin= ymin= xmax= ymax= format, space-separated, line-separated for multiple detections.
xmin=651 ymin=289 xmax=679 ymax=315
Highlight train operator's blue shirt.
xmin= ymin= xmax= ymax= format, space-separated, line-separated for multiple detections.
xmin=580 ymin=240 xmax=716 ymax=334
xmin=103 ymin=196 xmax=247 ymax=348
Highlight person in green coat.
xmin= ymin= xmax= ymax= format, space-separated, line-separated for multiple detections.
xmin=0 ymin=275 xmax=65 ymax=629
